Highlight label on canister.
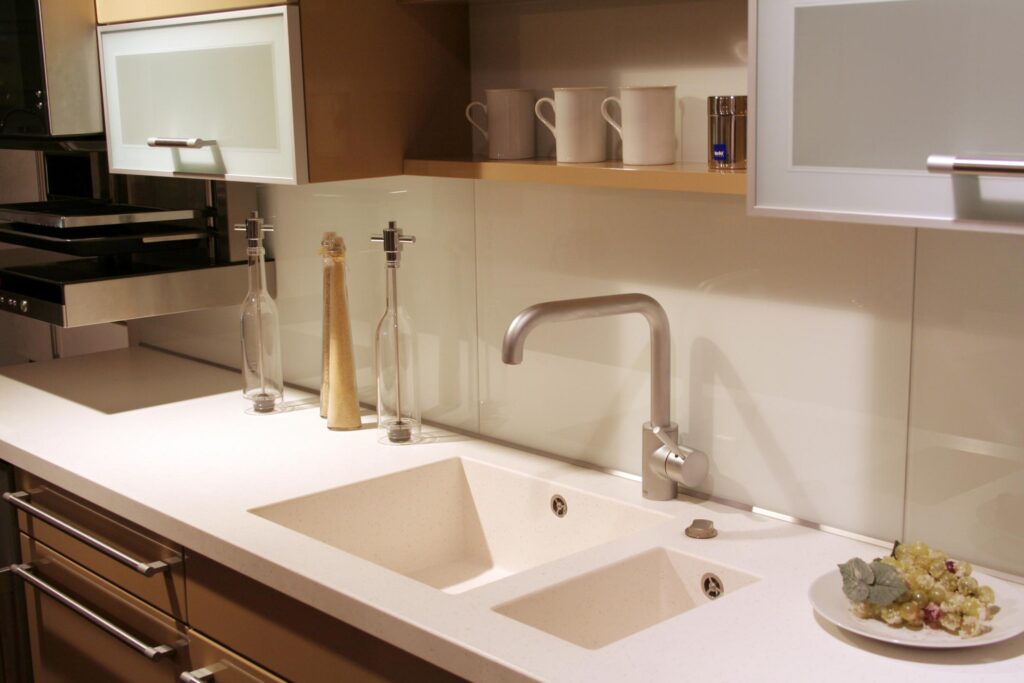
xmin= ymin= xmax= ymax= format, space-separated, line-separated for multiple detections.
xmin=713 ymin=143 xmax=728 ymax=162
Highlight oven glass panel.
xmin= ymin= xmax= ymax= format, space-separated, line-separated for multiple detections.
xmin=0 ymin=0 xmax=47 ymax=136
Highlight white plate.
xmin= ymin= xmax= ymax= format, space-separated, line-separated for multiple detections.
xmin=809 ymin=568 xmax=1024 ymax=649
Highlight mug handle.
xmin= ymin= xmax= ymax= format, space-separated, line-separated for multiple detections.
xmin=465 ymin=101 xmax=488 ymax=140
xmin=601 ymin=97 xmax=623 ymax=139
xmin=535 ymin=97 xmax=557 ymax=136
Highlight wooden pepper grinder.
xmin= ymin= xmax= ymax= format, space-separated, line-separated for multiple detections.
xmin=320 ymin=233 xmax=361 ymax=430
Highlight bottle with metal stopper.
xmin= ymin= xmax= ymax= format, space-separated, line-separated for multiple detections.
xmin=371 ymin=221 xmax=420 ymax=444
xmin=238 ymin=211 xmax=283 ymax=414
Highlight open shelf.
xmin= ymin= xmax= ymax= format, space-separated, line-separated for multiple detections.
xmin=403 ymin=158 xmax=746 ymax=196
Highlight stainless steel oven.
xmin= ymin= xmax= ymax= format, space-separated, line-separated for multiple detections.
xmin=0 ymin=0 xmax=103 ymax=144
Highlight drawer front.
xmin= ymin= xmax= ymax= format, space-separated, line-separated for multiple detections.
xmin=187 ymin=553 xmax=463 ymax=682
xmin=98 ymin=6 xmax=307 ymax=184
xmin=184 ymin=629 xmax=286 ymax=683
xmin=13 ymin=471 xmax=186 ymax=620
xmin=18 ymin=535 xmax=187 ymax=683
xmin=97 ymin=1 xmax=296 ymax=24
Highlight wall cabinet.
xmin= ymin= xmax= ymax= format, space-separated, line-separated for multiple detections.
xmin=7 ymin=468 xmax=460 ymax=681
xmin=95 ymin=0 xmax=293 ymax=24
xmin=97 ymin=1 xmax=469 ymax=185
xmin=750 ymin=0 xmax=1024 ymax=234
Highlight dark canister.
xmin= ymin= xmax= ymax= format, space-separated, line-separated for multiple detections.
xmin=707 ymin=95 xmax=747 ymax=170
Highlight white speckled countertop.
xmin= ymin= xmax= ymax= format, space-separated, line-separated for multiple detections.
xmin=0 ymin=347 xmax=1022 ymax=682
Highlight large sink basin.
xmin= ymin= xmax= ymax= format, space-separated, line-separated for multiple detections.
xmin=494 ymin=548 xmax=759 ymax=649
xmin=250 ymin=457 xmax=671 ymax=593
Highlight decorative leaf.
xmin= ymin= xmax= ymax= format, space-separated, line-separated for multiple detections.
xmin=866 ymin=560 xmax=907 ymax=606
xmin=838 ymin=557 xmax=908 ymax=607
xmin=838 ymin=558 xmax=874 ymax=602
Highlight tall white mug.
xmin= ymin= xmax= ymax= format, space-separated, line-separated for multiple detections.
xmin=465 ymin=89 xmax=536 ymax=160
xmin=601 ymin=86 xmax=677 ymax=165
xmin=534 ymin=87 xmax=608 ymax=163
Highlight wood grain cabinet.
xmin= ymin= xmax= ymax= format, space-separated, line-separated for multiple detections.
xmin=7 ymin=469 xmax=463 ymax=682
xmin=95 ymin=0 xmax=295 ymax=24
xmin=96 ymin=1 xmax=469 ymax=185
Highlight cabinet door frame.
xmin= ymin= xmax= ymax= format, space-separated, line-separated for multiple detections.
xmin=97 ymin=5 xmax=308 ymax=185
xmin=747 ymin=0 xmax=1024 ymax=235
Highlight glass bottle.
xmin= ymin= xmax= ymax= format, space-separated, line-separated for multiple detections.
xmin=372 ymin=222 xmax=420 ymax=444
xmin=239 ymin=211 xmax=283 ymax=413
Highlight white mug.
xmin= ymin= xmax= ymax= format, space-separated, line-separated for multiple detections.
xmin=534 ymin=87 xmax=608 ymax=163
xmin=601 ymin=86 xmax=677 ymax=166
xmin=465 ymin=89 xmax=536 ymax=160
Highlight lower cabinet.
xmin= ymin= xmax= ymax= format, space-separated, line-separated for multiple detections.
xmin=8 ymin=468 xmax=462 ymax=682
xmin=19 ymin=535 xmax=186 ymax=683
xmin=187 ymin=553 xmax=463 ymax=682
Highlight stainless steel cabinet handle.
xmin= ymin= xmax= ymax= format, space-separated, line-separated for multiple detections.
xmin=2 ymin=491 xmax=172 ymax=576
xmin=146 ymin=137 xmax=215 ymax=148
xmin=180 ymin=669 xmax=216 ymax=683
xmin=10 ymin=563 xmax=176 ymax=661
xmin=927 ymin=154 xmax=1024 ymax=177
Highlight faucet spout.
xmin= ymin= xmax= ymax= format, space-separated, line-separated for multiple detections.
xmin=501 ymin=293 xmax=708 ymax=500
xmin=501 ymin=293 xmax=671 ymax=427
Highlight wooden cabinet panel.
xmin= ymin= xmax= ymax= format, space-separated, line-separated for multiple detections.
xmin=95 ymin=0 xmax=296 ymax=24
xmin=185 ymin=629 xmax=286 ymax=683
xmin=187 ymin=553 xmax=464 ymax=682
xmin=14 ymin=471 xmax=186 ymax=620
xmin=299 ymin=0 xmax=471 ymax=182
xmin=19 ymin=535 xmax=187 ymax=683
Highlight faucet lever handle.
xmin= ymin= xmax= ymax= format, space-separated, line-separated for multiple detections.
xmin=651 ymin=425 xmax=709 ymax=489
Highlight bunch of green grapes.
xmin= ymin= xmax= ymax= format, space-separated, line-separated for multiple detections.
xmin=850 ymin=541 xmax=997 ymax=637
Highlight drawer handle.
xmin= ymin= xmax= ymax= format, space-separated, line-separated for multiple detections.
xmin=147 ymin=137 xmax=215 ymax=148
xmin=180 ymin=668 xmax=216 ymax=683
xmin=3 ymin=491 xmax=172 ymax=576
xmin=927 ymin=154 xmax=1024 ymax=177
xmin=9 ymin=563 xmax=177 ymax=661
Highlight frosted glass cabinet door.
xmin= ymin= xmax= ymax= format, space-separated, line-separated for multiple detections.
xmin=98 ymin=6 xmax=307 ymax=184
xmin=751 ymin=0 xmax=1024 ymax=233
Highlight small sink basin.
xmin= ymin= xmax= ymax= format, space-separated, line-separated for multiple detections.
xmin=493 ymin=548 xmax=758 ymax=649
xmin=250 ymin=458 xmax=670 ymax=594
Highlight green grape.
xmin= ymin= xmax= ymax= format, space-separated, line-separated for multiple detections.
xmin=962 ymin=597 xmax=982 ymax=618
xmin=958 ymin=576 xmax=979 ymax=595
xmin=899 ymin=602 xmax=922 ymax=625
xmin=908 ymin=541 xmax=930 ymax=557
xmin=911 ymin=590 xmax=927 ymax=605
xmin=928 ymin=560 xmax=947 ymax=579
xmin=928 ymin=586 xmax=948 ymax=604
xmin=940 ymin=575 xmax=958 ymax=593
xmin=914 ymin=573 xmax=935 ymax=591
xmin=894 ymin=544 xmax=911 ymax=561
xmin=880 ymin=605 xmax=903 ymax=626
xmin=940 ymin=611 xmax=962 ymax=632
xmin=958 ymin=561 xmax=973 ymax=577
xmin=977 ymin=585 xmax=996 ymax=605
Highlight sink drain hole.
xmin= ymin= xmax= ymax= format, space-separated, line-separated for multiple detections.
xmin=701 ymin=573 xmax=724 ymax=599
xmin=550 ymin=494 xmax=568 ymax=518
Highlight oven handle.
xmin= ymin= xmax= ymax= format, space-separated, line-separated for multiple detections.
xmin=8 ymin=563 xmax=176 ymax=661
xmin=3 ymin=491 xmax=172 ymax=576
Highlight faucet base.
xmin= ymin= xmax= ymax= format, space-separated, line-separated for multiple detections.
xmin=642 ymin=422 xmax=679 ymax=501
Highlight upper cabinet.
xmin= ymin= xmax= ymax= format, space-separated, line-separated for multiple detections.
xmin=96 ymin=1 xmax=469 ymax=185
xmin=750 ymin=0 xmax=1024 ymax=234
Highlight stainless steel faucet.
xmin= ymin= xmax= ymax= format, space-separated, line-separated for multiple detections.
xmin=502 ymin=293 xmax=708 ymax=501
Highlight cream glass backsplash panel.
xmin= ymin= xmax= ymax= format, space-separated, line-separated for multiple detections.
xmin=474 ymin=183 xmax=914 ymax=540
xmin=906 ymin=230 xmax=1024 ymax=576
xmin=129 ymin=176 xmax=480 ymax=432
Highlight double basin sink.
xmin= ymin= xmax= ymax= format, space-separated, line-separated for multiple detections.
xmin=251 ymin=457 xmax=757 ymax=650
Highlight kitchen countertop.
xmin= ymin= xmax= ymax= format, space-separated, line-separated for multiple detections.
xmin=0 ymin=347 xmax=1022 ymax=682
